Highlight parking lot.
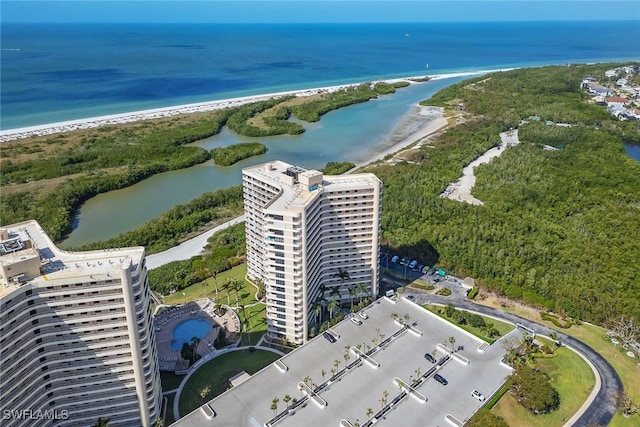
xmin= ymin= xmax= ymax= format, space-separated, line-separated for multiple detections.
xmin=379 ymin=253 xmax=470 ymax=297
xmin=174 ymin=296 xmax=514 ymax=427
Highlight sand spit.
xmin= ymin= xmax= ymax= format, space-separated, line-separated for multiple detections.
xmin=442 ymin=129 xmax=521 ymax=205
xmin=0 ymin=69 xmax=513 ymax=143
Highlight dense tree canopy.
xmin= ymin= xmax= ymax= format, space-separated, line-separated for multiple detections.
xmin=211 ymin=142 xmax=267 ymax=166
xmin=370 ymin=63 xmax=640 ymax=323
xmin=506 ymin=365 xmax=560 ymax=414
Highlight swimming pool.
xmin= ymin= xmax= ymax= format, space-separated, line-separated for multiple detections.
xmin=170 ymin=318 xmax=212 ymax=351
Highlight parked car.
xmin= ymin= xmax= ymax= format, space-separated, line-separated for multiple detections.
xmin=417 ymin=264 xmax=424 ymax=272
xmin=323 ymin=332 xmax=337 ymax=343
xmin=350 ymin=316 xmax=363 ymax=326
xmin=424 ymin=353 xmax=437 ymax=363
xmin=434 ymin=374 xmax=448 ymax=385
xmin=471 ymin=390 xmax=485 ymax=401
xmin=421 ymin=266 xmax=429 ymax=274
xmin=358 ymin=311 xmax=369 ymax=320
xmin=391 ymin=255 xmax=399 ymax=263
xmin=409 ymin=260 xmax=418 ymax=270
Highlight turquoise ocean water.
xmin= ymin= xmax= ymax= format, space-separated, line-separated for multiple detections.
xmin=1 ymin=21 xmax=638 ymax=245
xmin=2 ymin=21 xmax=639 ymax=130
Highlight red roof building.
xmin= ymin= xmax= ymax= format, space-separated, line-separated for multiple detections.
xmin=606 ymin=96 xmax=629 ymax=104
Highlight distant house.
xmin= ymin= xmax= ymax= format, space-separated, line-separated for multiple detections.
xmin=605 ymin=69 xmax=618 ymax=78
xmin=589 ymin=86 xmax=614 ymax=97
xmin=616 ymin=78 xmax=628 ymax=87
xmin=581 ymin=77 xmax=598 ymax=89
xmin=606 ymin=96 xmax=629 ymax=106
xmin=621 ymin=66 xmax=636 ymax=74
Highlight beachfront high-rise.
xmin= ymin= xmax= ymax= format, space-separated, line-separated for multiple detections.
xmin=0 ymin=220 xmax=162 ymax=427
xmin=243 ymin=161 xmax=382 ymax=345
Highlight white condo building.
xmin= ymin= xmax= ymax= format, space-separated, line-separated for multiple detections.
xmin=0 ymin=220 xmax=162 ymax=427
xmin=243 ymin=161 xmax=382 ymax=345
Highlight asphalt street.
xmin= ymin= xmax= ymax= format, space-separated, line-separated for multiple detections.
xmin=403 ymin=285 xmax=622 ymax=427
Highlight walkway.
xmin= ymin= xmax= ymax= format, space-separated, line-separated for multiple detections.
xmin=146 ymin=215 xmax=244 ymax=270
xmin=404 ymin=288 xmax=622 ymax=427
xmin=441 ymin=129 xmax=520 ymax=205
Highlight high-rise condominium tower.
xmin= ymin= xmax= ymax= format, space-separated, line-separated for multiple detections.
xmin=243 ymin=161 xmax=382 ymax=345
xmin=0 ymin=220 xmax=162 ymax=427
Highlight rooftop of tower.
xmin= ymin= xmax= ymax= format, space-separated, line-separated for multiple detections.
xmin=0 ymin=220 xmax=144 ymax=297
xmin=243 ymin=161 xmax=381 ymax=213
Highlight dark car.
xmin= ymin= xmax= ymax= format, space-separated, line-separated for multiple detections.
xmin=323 ymin=332 xmax=337 ymax=343
xmin=424 ymin=353 xmax=437 ymax=364
xmin=434 ymin=373 xmax=448 ymax=385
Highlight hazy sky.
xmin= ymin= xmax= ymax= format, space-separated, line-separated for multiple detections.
xmin=2 ymin=1 xmax=640 ymax=23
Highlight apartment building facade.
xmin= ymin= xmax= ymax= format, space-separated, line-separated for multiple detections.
xmin=243 ymin=161 xmax=382 ymax=345
xmin=0 ymin=220 xmax=162 ymax=427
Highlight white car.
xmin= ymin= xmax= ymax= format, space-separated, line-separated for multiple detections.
xmin=358 ymin=311 xmax=369 ymax=320
xmin=471 ymin=390 xmax=485 ymax=402
xmin=350 ymin=316 xmax=363 ymax=326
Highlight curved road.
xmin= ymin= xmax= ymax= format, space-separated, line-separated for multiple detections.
xmin=405 ymin=288 xmax=622 ymax=427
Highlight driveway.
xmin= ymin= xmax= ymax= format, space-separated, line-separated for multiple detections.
xmin=405 ymin=288 xmax=622 ymax=427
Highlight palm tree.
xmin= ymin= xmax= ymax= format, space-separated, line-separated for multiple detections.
xmin=366 ymin=408 xmax=374 ymax=419
xmin=335 ymin=267 xmax=351 ymax=289
xmin=357 ymin=282 xmax=368 ymax=304
xmin=283 ymin=394 xmax=291 ymax=409
xmin=312 ymin=301 xmax=323 ymax=326
xmin=328 ymin=299 xmax=339 ymax=320
xmin=155 ymin=418 xmax=164 ymax=427
xmin=93 ymin=418 xmax=110 ymax=427
xmin=229 ymin=279 xmax=243 ymax=307
xmin=270 ymin=397 xmax=279 ymax=416
xmin=321 ymin=369 xmax=326 ymax=381
xmin=334 ymin=358 xmax=340 ymax=371
xmin=329 ymin=286 xmax=341 ymax=304
xmin=448 ymin=336 xmax=456 ymax=351
xmin=190 ymin=337 xmax=201 ymax=363
xmin=348 ymin=284 xmax=357 ymax=312
xmin=222 ymin=279 xmax=232 ymax=305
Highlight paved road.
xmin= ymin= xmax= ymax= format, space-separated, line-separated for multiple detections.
xmin=404 ymin=287 xmax=622 ymax=427
xmin=146 ymin=215 xmax=244 ymax=270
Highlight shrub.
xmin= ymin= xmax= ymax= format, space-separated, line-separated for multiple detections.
xmin=436 ymin=287 xmax=452 ymax=296
xmin=467 ymin=285 xmax=479 ymax=299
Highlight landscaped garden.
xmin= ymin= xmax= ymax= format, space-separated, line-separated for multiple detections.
xmin=162 ymin=264 xmax=267 ymax=346
xmin=491 ymin=337 xmax=595 ymax=426
xmin=177 ymin=349 xmax=281 ymax=417
xmin=423 ymin=304 xmax=515 ymax=343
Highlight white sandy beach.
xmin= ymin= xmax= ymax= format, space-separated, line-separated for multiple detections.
xmin=0 ymin=68 xmax=513 ymax=142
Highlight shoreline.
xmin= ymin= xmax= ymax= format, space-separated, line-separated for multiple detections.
xmin=147 ymin=104 xmax=453 ymax=268
xmin=0 ymin=68 xmax=513 ymax=142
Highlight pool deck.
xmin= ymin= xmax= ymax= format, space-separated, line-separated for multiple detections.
xmin=154 ymin=299 xmax=240 ymax=371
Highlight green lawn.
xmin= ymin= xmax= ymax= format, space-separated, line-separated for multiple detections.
xmin=178 ymin=349 xmax=281 ymax=417
xmin=544 ymin=322 xmax=639 ymax=427
xmin=162 ymin=264 xmax=268 ymax=347
xmin=492 ymin=340 xmax=595 ymax=426
xmin=163 ymin=264 xmax=256 ymax=307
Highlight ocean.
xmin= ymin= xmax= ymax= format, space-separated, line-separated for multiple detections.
xmin=2 ymin=20 xmax=639 ymax=245
xmin=2 ymin=21 xmax=639 ymax=130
